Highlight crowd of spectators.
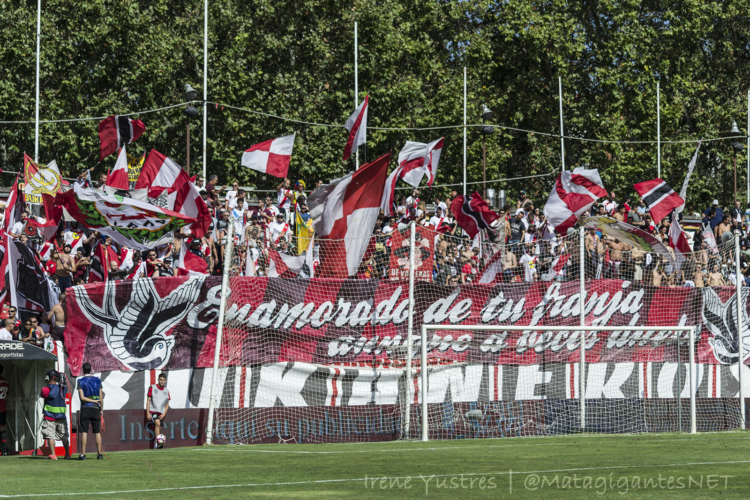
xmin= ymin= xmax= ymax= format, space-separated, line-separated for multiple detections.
xmin=0 ymin=173 xmax=745 ymax=350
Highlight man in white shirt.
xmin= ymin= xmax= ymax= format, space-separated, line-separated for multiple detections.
xmin=228 ymin=189 xmax=248 ymax=211
xmin=11 ymin=210 xmax=28 ymax=237
xmin=224 ymin=181 xmax=239 ymax=210
xmin=519 ymin=246 xmax=538 ymax=282
xmin=268 ymin=214 xmax=290 ymax=244
xmin=276 ymin=178 xmax=293 ymax=215
xmin=406 ymin=189 xmax=420 ymax=209
xmin=602 ymin=192 xmax=617 ymax=215
xmin=0 ymin=319 xmax=14 ymax=340
xmin=428 ymin=207 xmax=445 ymax=229
xmin=434 ymin=194 xmax=448 ymax=214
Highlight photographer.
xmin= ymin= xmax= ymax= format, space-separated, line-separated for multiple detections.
xmin=39 ymin=369 xmax=71 ymax=460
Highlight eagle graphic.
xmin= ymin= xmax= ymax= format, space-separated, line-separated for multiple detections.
xmin=701 ymin=287 xmax=750 ymax=365
xmin=74 ymin=276 xmax=205 ymax=371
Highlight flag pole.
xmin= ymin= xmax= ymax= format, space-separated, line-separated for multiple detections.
xmin=202 ymin=0 xmax=208 ymax=180
xmin=354 ymin=22 xmax=359 ymax=171
xmin=34 ymin=0 xmax=42 ymax=162
xmin=657 ymin=83 xmax=661 ymax=178
xmin=558 ymin=76 xmax=565 ymax=172
xmin=463 ymin=67 xmax=467 ymax=196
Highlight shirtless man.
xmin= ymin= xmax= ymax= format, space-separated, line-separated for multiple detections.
xmin=613 ymin=204 xmax=627 ymax=222
xmin=603 ymin=235 xmax=630 ymax=278
xmin=715 ymin=215 xmax=732 ymax=241
xmin=51 ymin=246 xmax=76 ymax=292
xmin=705 ymin=262 xmax=726 ymax=286
xmin=46 ymin=292 xmax=67 ymax=341
xmin=502 ymin=249 xmax=517 ymax=281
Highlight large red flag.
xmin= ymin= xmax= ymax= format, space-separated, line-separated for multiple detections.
xmin=135 ymin=149 xmax=190 ymax=198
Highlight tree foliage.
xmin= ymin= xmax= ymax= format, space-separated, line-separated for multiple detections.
xmin=1 ymin=0 xmax=748 ymax=212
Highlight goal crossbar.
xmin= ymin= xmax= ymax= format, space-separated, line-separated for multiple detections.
xmin=418 ymin=325 xmax=698 ymax=441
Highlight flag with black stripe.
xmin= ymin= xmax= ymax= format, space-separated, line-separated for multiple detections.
xmin=633 ymin=178 xmax=684 ymax=225
xmin=98 ymin=115 xmax=146 ymax=161
xmin=449 ymin=192 xmax=500 ymax=239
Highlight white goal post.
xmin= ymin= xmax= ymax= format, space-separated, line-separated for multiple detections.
xmin=418 ymin=325 xmax=698 ymax=442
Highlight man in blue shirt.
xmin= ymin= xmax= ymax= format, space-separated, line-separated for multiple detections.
xmin=703 ymin=199 xmax=724 ymax=229
xmin=77 ymin=362 xmax=103 ymax=460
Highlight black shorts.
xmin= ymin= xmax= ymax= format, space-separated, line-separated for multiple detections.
xmin=150 ymin=413 xmax=166 ymax=424
xmin=0 ymin=411 xmax=6 ymax=426
xmin=79 ymin=406 xmax=101 ymax=433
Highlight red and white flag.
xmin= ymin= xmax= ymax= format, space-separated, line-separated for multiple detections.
xmin=177 ymin=241 xmax=209 ymax=275
xmin=169 ymin=180 xmax=211 ymax=238
xmin=98 ymin=115 xmax=145 ymax=161
xmin=342 ymin=95 xmax=368 ymax=161
xmin=543 ymin=167 xmax=607 ymax=234
xmin=2 ymin=175 xmax=22 ymax=234
xmin=88 ymin=243 xmax=108 ymax=283
xmin=106 ymin=146 xmax=130 ymax=190
xmin=450 ymin=192 xmax=499 ymax=239
xmin=542 ymin=253 xmax=572 ymax=281
xmin=397 ymin=139 xmax=444 ymax=187
xmin=135 ymin=149 xmax=190 ymax=198
xmin=424 ymin=138 xmax=444 ymax=187
xmin=633 ymin=178 xmax=684 ymax=225
xmin=308 ymin=152 xmax=391 ymax=277
xmin=478 ymin=251 xmax=503 ymax=284
xmin=669 ymin=217 xmax=691 ymax=271
xmin=266 ymin=248 xmax=304 ymax=278
xmin=241 ymin=134 xmax=295 ymax=178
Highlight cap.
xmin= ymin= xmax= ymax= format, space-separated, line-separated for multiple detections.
xmin=712 ymin=199 xmax=719 ymax=205
xmin=520 ymin=190 xmax=526 ymax=194
xmin=516 ymin=208 xmax=524 ymax=215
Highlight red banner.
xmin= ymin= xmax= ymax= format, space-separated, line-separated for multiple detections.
xmin=65 ymin=277 xmax=747 ymax=376
xmin=387 ymin=226 xmax=434 ymax=281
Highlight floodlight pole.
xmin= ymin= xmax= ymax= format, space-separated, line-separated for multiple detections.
xmin=657 ymin=83 xmax=661 ymax=178
xmin=558 ymin=76 xmax=565 ymax=172
xmin=202 ymin=0 xmax=208 ymax=180
xmin=34 ymin=0 xmax=42 ymax=162
xmin=354 ymin=22 xmax=359 ymax=170
xmin=463 ymin=67 xmax=467 ymax=196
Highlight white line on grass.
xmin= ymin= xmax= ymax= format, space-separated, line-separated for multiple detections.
xmin=189 ymin=435 xmax=750 ymax=454
xmin=3 ymin=459 xmax=750 ymax=498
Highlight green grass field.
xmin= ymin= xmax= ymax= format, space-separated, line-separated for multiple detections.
xmin=2 ymin=432 xmax=750 ymax=499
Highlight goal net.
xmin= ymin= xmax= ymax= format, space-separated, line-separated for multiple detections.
xmin=204 ymin=220 xmax=747 ymax=444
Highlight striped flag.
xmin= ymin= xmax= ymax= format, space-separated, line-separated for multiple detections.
xmin=633 ymin=178 xmax=684 ymax=225
xmin=342 ymin=95 xmax=368 ymax=161
xmin=98 ymin=116 xmax=145 ymax=161
xmin=543 ymin=167 xmax=607 ymax=234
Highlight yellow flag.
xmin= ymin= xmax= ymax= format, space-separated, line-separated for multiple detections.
xmin=127 ymin=153 xmax=145 ymax=183
xmin=296 ymin=210 xmax=314 ymax=255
